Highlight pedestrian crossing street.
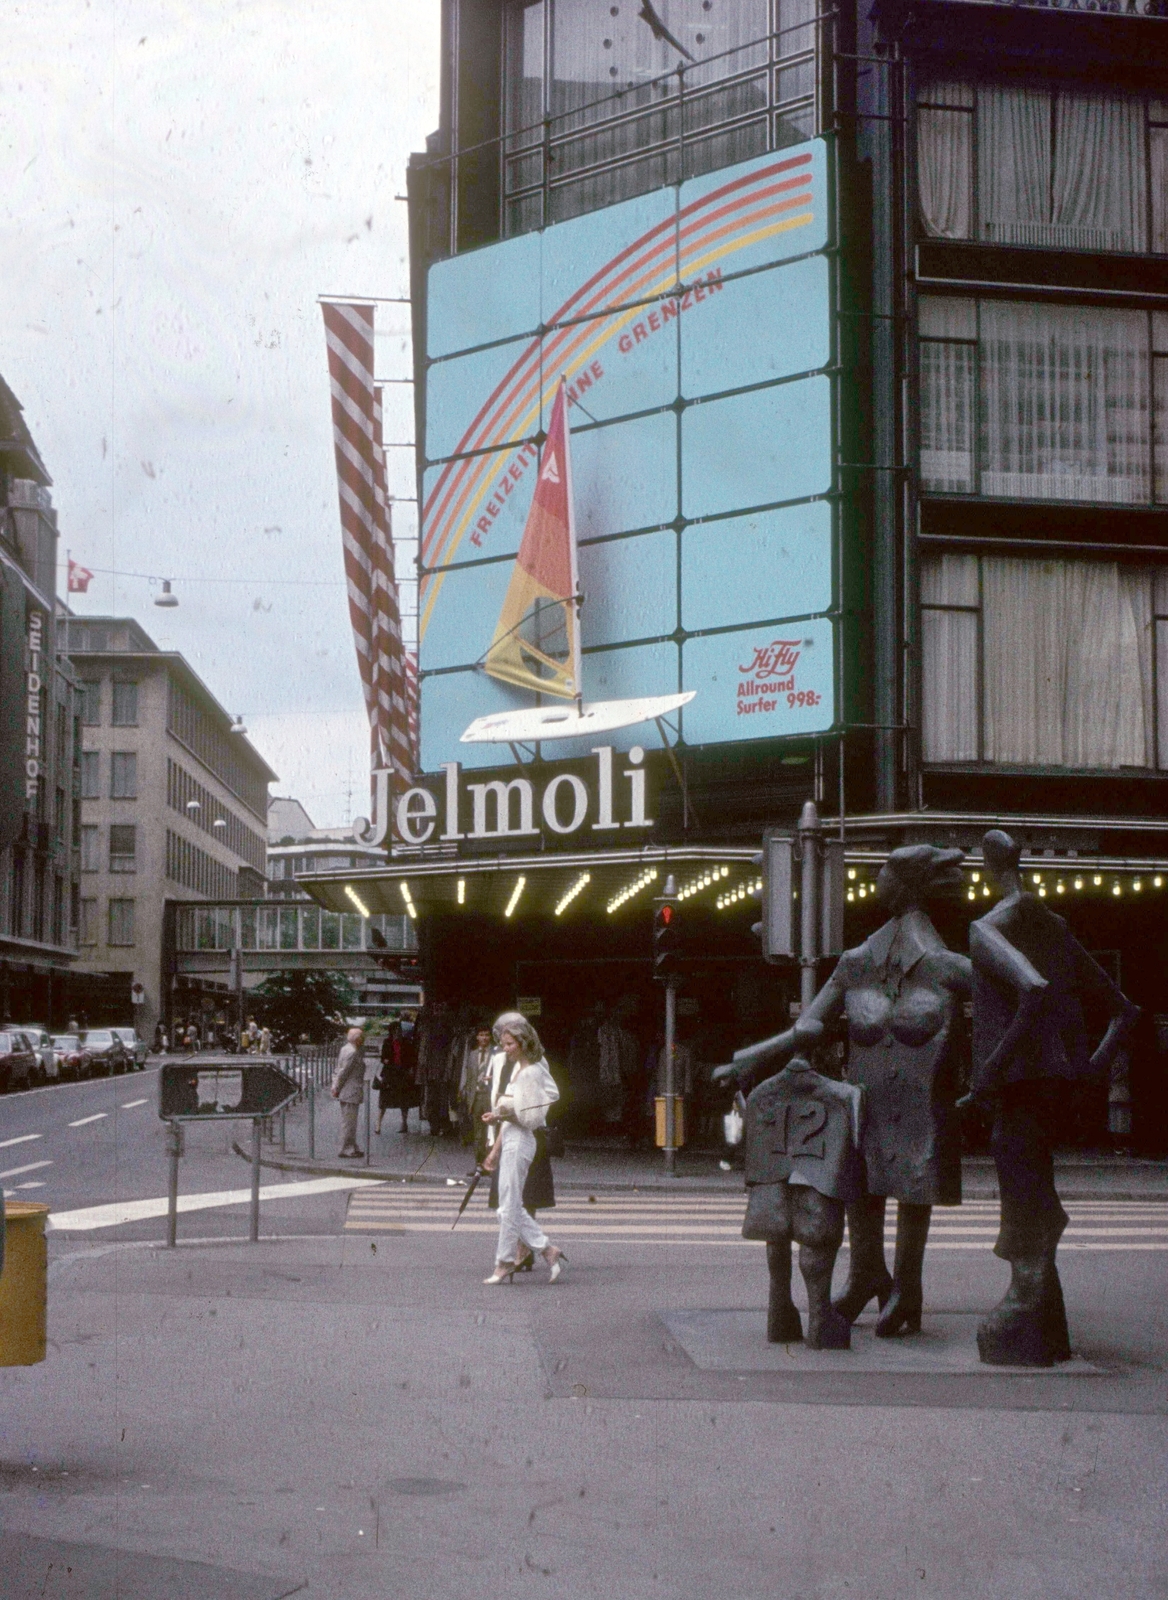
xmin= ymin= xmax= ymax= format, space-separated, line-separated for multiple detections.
xmin=344 ymin=1188 xmax=1168 ymax=1251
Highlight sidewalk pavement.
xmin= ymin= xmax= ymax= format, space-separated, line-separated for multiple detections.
xmin=254 ymin=1097 xmax=1168 ymax=1198
xmin=9 ymin=1174 xmax=1168 ymax=1599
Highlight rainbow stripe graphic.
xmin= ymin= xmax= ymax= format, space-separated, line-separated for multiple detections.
xmin=420 ymin=148 xmax=819 ymax=642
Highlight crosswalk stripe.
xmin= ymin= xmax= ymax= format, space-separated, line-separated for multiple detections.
xmin=344 ymin=1189 xmax=1168 ymax=1249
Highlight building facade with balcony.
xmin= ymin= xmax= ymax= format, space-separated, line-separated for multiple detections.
xmin=301 ymin=0 xmax=1168 ymax=1147
xmin=266 ymin=796 xmax=388 ymax=899
xmin=0 ymin=376 xmax=81 ymax=1026
xmin=66 ymin=616 xmax=276 ymax=1039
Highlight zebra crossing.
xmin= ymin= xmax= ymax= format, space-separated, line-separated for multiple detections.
xmin=344 ymin=1187 xmax=1168 ymax=1250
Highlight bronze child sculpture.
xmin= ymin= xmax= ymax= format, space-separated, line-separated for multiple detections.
xmin=720 ymin=843 xmax=971 ymax=1340
xmin=741 ymin=1044 xmax=864 ymax=1349
xmin=967 ymin=829 xmax=1139 ymax=1367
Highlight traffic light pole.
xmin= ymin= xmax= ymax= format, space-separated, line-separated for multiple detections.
xmin=663 ymin=978 xmax=677 ymax=1176
xmin=798 ymin=800 xmax=821 ymax=1010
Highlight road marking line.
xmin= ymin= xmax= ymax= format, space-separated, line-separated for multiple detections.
xmin=0 ymin=1134 xmax=42 ymax=1150
xmin=14 ymin=1182 xmax=46 ymax=1190
xmin=0 ymin=1161 xmax=53 ymax=1180
xmin=121 ymin=1099 xmax=148 ymax=1109
xmin=48 ymin=1176 xmax=385 ymax=1231
xmin=68 ymin=1113 xmax=108 ymax=1128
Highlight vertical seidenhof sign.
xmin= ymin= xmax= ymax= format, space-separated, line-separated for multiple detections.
xmin=25 ymin=609 xmax=45 ymax=806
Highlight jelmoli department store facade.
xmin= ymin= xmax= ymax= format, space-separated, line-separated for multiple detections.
xmin=304 ymin=0 xmax=1168 ymax=1147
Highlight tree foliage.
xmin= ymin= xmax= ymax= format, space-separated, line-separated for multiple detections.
xmin=250 ymin=969 xmax=357 ymax=1050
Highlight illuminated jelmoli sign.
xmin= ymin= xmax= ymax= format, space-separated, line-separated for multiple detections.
xmin=25 ymin=609 xmax=45 ymax=804
xmin=355 ymin=745 xmax=652 ymax=849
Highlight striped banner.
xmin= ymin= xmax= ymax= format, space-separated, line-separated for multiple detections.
xmin=322 ymin=302 xmax=415 ymax=785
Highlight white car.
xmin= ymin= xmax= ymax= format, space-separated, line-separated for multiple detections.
xmin=110 ymin=1027 xmax=148 ymax=1069
xmin=12 ymin=1025 xmax=57 ymax=1083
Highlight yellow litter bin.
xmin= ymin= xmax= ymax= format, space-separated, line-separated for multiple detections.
xmin=0 ymin=1201 xmax=49 ymax=1365
xmin=654 ymin=1096 xmax=686 ymax=1149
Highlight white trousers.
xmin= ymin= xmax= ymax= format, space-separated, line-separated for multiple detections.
xmin=494 ymin=1122 xmax=548 ymax=1264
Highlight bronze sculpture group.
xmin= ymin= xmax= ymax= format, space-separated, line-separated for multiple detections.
xmin=719 ymin=829 xmax=1139 ymax=1368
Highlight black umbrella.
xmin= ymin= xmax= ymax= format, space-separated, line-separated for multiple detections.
xmin=451 ymin=1166 xmax=489 ymax=1230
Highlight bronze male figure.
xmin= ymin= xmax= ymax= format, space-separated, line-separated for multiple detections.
xmin=967 ymin=829 xmax=1139 ymax=1367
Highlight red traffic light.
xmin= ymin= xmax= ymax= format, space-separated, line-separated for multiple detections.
xmin=660 ymin=905 xmax=673 ymax=924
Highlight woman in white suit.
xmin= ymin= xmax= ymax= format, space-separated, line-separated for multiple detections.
xmin=481 ymin=1011 xmax=566 ymax=1285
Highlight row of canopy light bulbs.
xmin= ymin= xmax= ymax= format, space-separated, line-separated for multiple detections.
xmin=361 ymin=863 xmax=1167 ymax=925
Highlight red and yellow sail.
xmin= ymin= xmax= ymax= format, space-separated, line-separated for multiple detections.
xmin=484 ymin=378 xmax=582 ymax=701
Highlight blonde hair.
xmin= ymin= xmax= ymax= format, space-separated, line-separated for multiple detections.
xmin=492 ymin=1010 xmax=543 ymax=1062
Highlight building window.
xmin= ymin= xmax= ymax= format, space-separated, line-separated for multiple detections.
xmin=80 ymin=825 xmax=100 ymax=873
xmin=918 ymin=81 xmax=1168 ymax=255
xmin=109 ymin=824 xmax=137 ymax=873
xmin=80 ymin=750 xmax=100 ymax=799
xmin=108 ymin=898 xmax=135 ymax=946
xmin=79 ymin=897 xmax=98 ymax=946
xmin=920 ymin=299 xmax=1168 ymax=507
xmin=110 ymin=751 xmax=138 ymax=799
xmin=502 ymin=0 xmax=815 ymax=234
xmin=922 ymin=554 xmax=1168 ymax=770
xmin=79 ymin=681 xmax=102 ymax=725
xmin=111 ymin=680 xmax=139 ymax=726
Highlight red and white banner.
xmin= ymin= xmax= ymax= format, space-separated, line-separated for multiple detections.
xmin=321 ymin=302 xmax=415 ymax=787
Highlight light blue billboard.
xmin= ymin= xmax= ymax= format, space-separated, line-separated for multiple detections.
xmin=419 ymin=140 xmax=836 ymax=770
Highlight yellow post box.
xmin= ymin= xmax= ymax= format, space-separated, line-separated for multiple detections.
xmin=0 ymin=1202 xmax=49 ymax=1365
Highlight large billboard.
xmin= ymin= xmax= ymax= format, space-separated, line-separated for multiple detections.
xmin=419 ymin=139 xmax=836 ymax=771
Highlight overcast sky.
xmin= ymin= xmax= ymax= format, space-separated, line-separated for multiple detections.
xmin=1 ymin=0 xmax=440 ymax=825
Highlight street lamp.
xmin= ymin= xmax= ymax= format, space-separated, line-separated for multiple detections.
xmin=154 ymin=579 xmax=179 ymax=608
xmin=230 ymin=715 xmax=247 ymax=735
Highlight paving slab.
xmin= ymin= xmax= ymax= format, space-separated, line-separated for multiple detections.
xmin=0 ymin=1529 xmax=304 ymax=1600
xmin=661 ymin=1309 xmax=1107 ymax=1375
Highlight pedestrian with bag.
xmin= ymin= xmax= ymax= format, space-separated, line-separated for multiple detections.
xmin=374 ymin=1019 xmax=418 ymax=1136
xmin=330 ymin=1026 xmax=367 ymax=1158
xmin=480 ymin=1012 xmax=566 ymax=1285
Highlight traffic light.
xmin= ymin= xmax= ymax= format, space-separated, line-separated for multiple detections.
xmin=752 ymin=828 xmax=796 ymax=961
xmin=652 ymin=878 xmax=681 ymax=982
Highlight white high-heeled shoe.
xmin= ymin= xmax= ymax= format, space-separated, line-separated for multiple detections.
xmin=543 ymin=1245 xmax=567 ymax=1283
xmin=484 ymin=1262 xmax=517 ymax=1285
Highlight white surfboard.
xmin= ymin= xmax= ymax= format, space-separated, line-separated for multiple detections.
xmin=460 ymin=690 xmax=696 ymax=744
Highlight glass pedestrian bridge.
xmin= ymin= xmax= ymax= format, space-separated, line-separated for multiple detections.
xmin=174 ymin=903 xmax=417 ymax=956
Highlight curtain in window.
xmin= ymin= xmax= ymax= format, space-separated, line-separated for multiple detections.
xmin=979 ymin=86 xmax=1051 ymax=246
xmin=917 ymin=83 xmax=973 ymax=240
xmin=920 ymin=298 xmax=976 ymax=493
xmin=1152 ymin=107 xmax=1168 ymax=255
xmin=982 ymin=558 xmax=1156 ymax=768
xmin=921 ymin=554 xmax=979 ymax=761
xmin=979 ymin=302 xmax=1150 ymax=504
xmin=1157 ymin=571 xmax=1168 ymax=769
xmin=1053 ymin=92 xmax=1146 ymax=253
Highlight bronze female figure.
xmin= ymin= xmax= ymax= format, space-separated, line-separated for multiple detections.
xmin=721 ymin=844 xmax=971 ymax=1338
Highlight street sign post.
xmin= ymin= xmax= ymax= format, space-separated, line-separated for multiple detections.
xmin=158 ymin=1058 xmax=299 ymax=1246
xmin=653 ymin=876 xmax=681 ymax=1175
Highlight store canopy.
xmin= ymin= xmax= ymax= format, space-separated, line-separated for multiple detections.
xmin=296 ymin=844 xmax=760 ymax=920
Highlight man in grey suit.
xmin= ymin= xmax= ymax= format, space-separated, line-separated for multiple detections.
xmin=330 ymin=1027 xmax=367 ymax=1158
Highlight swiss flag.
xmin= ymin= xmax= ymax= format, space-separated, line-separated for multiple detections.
xmin=68 ymin=558 xmax=94 ymax=593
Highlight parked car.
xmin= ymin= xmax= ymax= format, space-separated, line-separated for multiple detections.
xmin=110 ymin=1027 xmax=148 ymax=1070
xmin=80 ymin=1029 xmax=129 ymax=1075
xmin=52 ymin=1034 xmax=93 ymax=1081
xmin=11 ymin=1025 xmax=57 ymax=1084
xmin=0 ymin=1031 xmax=39 ymax=1093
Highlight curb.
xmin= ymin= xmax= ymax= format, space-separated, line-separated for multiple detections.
xmin=231 ymin=1143 xmax=1168 ymax=1202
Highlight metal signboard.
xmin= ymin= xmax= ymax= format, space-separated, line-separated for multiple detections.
xmin=420 ymin=138 xmax=837 ymax=771
xmin=158 ymin=1060 xmax=299 ymax=1122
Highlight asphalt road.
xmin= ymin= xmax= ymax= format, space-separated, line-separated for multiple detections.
xmin=0 ymin=1063 xmax=369 ymax=1248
